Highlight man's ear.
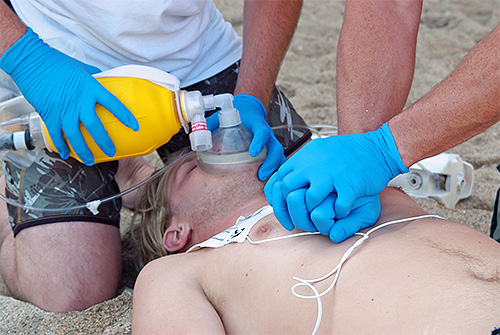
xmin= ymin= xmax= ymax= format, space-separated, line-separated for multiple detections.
xmin=163 ymin=223 xmax=192 ymax=253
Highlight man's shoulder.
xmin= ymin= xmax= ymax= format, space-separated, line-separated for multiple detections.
xmin=143 ymin=253 xmax=187 ymax=271
xmin=135 ymin=254 xmax=200 ymax=293
xmin=139 ymin=250 xmax=211 ymax=278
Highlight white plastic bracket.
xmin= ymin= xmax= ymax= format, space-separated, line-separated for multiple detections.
xmin=388 ymin=153 xmax=474 ymax=208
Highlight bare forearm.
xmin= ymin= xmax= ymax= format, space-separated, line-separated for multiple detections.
xmin=234 ymin=0 xmax=302 ymax=109
xmin=390 ymin=23 xmax=500 ymax=167
xmin=0 ymin=2 xmax=26 ymax=55
xmin=337 ymin=0 xmax=422 ymax=134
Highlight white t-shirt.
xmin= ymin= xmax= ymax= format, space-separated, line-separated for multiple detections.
xmin=11 ymin=0 xmax=242 ymax=87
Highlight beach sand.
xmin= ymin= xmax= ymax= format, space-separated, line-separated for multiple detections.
xmin=0 ymin=1 xmax=498 ymax=333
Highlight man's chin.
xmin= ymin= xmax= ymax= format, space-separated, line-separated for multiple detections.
xmin=198 ymin=162 xmax=262 ymax=180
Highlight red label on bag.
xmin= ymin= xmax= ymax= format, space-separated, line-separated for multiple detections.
xmin=191 ymin=122 xmax=207 ymax=132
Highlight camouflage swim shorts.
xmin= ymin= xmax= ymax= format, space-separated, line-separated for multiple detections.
xmin=3 ymin=150 xmax=121 ymax=236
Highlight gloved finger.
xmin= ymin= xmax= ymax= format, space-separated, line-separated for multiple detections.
xmin=257 ymin=137 xmax=285 ymax=181
xmin=264 ymin=172 xmax=278 ymax=205
xmin=62 ymin=120 xmax=95 ymax=166
xmin=206 ymin=112 xmax=220 ymax=131
xmin=310 ymin=193 xmax=337 ymax=236
xmin=305 ymin=179 xmax=336 ymax=213
xmin=272 ymin=181 xmax=295 ymax=231
xmin=287 ymin=188 xmax=317 ymax=232
xmin=281 ymin=170 xmax=312 ymax=196
xmin=80 ymin=109 xmax=116 ymax=158
xmin=248 ymin=125 xmax=269 ymax=157
xmin=96 ymin=85 xmax=139 ymax=131
xmin=332 ymin=179 xmax=357 ymax=219
xmin=47 ymin=127 xmax=70 ymax=160
xmin=350 ymin=195 xmax=381 ymax=230
xmin=273 ymin=156 xmax=297 ymax=182
xmin=329 ymin=195 xmax=380 ymax=243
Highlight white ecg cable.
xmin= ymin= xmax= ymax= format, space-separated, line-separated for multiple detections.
xmin=246 ymin=231 xmax=320 ymax=245
xmin=247 ymin=213 xmax=446 ymax=335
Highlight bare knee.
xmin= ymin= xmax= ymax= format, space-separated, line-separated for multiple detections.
xmin=3 ymin=222 xmax=122 ymax=312
xmin=0 ymin=176 xmax=12 ymax=245
xmin=30 ymin=274 xmax=120 ymax=312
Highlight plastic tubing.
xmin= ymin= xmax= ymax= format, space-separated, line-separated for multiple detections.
xmin=0 ymin=123 xmax=337 ymax=212
xmin=0 ymin=151 xmax=194 ymax=213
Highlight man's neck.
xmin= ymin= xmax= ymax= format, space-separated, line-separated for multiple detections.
xmin=223 ymin=198 xmax=306 ymax=243
xmin=220 ymin=196 xmax=270 ymax=229
xmin=183 ymin=195 xmax=270 ymax=252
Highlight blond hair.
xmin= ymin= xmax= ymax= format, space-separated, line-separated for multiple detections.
xmin=132 ymin=149 xmax=191 ymax=269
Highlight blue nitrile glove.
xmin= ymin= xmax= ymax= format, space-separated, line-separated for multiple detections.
xmin=269 ymin=183 xmax=381 ymax=242
xmin=264 ymin=122 xmax=408 ymax=242
xmin=311 ymin=194 xmax=381 ymax=242
xmin=0 ymin=28 xmax=139 ymax=166
xmin=206 ymin=94 xmax=285 ymax=181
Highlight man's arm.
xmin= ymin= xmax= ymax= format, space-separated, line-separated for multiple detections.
xmin=0 ymin=1 xmax=27 ymax=54
xmin=0 ymin=2 xmax=138 ymax=166
xmin=336 ymin=0 xmax=422 ymax=134
xmin=265 ymin=23 xmax=500 ymax=243
xmin=132 ymin=257 xmax=225 ymax=334
xmin=391 ymin=23 xmax=500 ymax=167
xmin=217 ymin=0 xmax=302 ymax=181
xmin=234 ymin=0 xmax=302 ymax=109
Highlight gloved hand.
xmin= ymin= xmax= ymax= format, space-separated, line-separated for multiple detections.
xmin=270 ymin=187 xmax=380 ymax=242
xmin=206 ymin=94 xmax=285 ymax=181
xmin=0 ymin=28 xmax=139 ymax=166
xmin=264 ymin=123 xmax=408 ymax=242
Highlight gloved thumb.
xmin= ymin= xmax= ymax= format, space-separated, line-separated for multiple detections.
xmin=310 ymin=193 xmax=337 ymax=236
xmin=333 ymin=185 xmax=356 ymax=219
xmin=329 ymin=195 xmax=380 ymax=243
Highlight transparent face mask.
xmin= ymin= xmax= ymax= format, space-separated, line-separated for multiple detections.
xmin=196 ymin=122 xmax=267 ymax=176
xmin=195 ymin=93 xmax=267 ymax=176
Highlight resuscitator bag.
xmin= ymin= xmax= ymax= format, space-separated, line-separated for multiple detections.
xmin=0 ymin=65 xmax=187 ymax=165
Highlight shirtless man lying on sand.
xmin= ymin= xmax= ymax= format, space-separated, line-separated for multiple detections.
xmin=131 ymin=150 xmax=500 ymax=334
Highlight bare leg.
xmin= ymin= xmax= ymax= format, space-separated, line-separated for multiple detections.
xmin=0 ymin=176 xmax=122 ymax=312
xmin=116 ymin=157 xmax=155 ymax=209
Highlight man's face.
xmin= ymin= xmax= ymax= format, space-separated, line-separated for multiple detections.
xmin=166 ymin=152 xmax=265 ymax=242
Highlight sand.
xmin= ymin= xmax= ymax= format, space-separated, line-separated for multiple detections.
xmin=0 ymin=0 xmax=498 ymax=333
